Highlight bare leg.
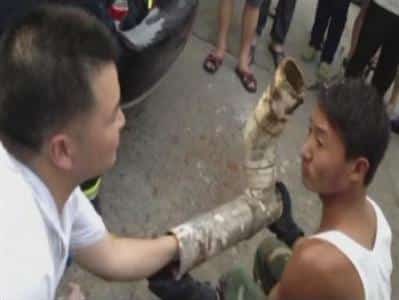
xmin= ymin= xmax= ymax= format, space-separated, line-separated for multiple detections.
xmin=214 ymin=0 xmax=234 ymax=59
xmin=238 ymin=3 xmax=260 ymax=72
xmin=270 ymin=0 xmax=297 ymax=53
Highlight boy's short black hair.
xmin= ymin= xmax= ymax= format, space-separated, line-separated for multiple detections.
xmin=318 ymin=79 xmax=390 ymax=185
xmin=0 ymin=4 xmax=118 ymax=152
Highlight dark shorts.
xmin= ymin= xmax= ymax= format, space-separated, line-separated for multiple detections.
xmin=247 ymin=0 xmax=264 ymax=8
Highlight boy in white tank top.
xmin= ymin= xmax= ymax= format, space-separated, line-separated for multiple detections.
xmin=255 ymin=79 xmax=392 ymax=300
xmin=286 ymin=79 xmax=391 ymax=300
xmin=147 ymin=80 xmax=393 ymax=300
xmin=250 ymin=79 xmax=393 ymax=300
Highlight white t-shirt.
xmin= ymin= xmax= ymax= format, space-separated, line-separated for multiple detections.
xmin=374 ymin=0 xmax=399 ymax=15
xmin=0 ymin=142 xmax=107 ymax=300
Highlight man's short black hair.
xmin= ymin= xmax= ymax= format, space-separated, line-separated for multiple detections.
xmin=0 ymin=4 xmax=118 ymax=152
xmin=318 ymin=79 xmax=390 ymax=186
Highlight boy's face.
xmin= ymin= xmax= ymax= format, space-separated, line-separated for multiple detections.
xmin=301 ymin=104 xmax=355 ymax=197
xmin=70 ymin=62 xmax=126 ymax=180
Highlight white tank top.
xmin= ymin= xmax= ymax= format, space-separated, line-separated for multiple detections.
xmin=310 ymin=199 xmax=392 ymax=300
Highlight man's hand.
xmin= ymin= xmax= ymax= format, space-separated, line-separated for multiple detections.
xmin=268 ymin=181 xmax=304 ymax=247
xmin=148 ymin=264 xmax=218 ymax=300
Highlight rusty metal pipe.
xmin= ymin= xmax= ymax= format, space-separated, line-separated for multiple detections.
xmin=170 ymin=58 xmax=305 ymax=279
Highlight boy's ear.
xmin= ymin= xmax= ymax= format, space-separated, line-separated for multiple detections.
xmin=349 ymin=157 xmax=369 ymax=185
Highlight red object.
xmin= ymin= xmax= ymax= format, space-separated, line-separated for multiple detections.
xmin=108 ymin=4 xmax=128 ymax=21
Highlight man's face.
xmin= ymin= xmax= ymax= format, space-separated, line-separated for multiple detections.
xmin=71 ymin=63 xmax=126 ymax=180
xmin=300 ymin=104 xmax=353 ymax=196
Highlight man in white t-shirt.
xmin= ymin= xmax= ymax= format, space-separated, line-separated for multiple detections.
xmin=0 ymin=5 xmax=178 ymax=299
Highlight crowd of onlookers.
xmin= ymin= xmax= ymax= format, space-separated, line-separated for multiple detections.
xmin=202 ymin=0 xmax=399 ymax=134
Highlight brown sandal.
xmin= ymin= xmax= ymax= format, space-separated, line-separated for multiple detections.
xmin=235 ymin=67 xmax=257 ymax=93
xmin=203 ymin=53 xmax=224 ymax=74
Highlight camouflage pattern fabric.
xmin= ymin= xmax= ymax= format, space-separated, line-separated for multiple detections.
xmin=218 ymin=267 xmax=265 ymax=300
xmin=253 ymin=237 xmax=292 ymax=295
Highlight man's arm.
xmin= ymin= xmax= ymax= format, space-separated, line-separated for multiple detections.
xmin=74 ymin=233 xmax=178 ymax=281
xmin=268 ymin=239 xmax=363 ymax=300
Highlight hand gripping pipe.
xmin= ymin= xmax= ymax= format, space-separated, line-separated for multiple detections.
xmin=170 ymin=58 xmax=305 ymax=279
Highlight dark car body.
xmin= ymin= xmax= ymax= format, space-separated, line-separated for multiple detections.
xmin=0 ymin=0 xmax=198 ymax=109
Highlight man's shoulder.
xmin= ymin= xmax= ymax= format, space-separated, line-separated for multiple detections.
xmin=293 ymin=237 xmax=349 ymax=268
xmin=278 ymin=238 xmax=362 ymax=300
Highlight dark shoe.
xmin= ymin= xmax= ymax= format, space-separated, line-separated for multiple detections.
xmin=235 ymin=67 xmax=257 ymax=93
xmin=203 ymin=53 xmax=224 ymax=74
xmin=268 ymin=44 xmax=285 ymax=68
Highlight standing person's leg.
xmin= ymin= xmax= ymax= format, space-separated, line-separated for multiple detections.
xmin=256 ymin=0 xmax=272 ymax=36
xmin=347 ymin=0 xmax=370 ymax=61
xmin=268 ymin=0 xmax=297 ymax=66
xmin=345 ymin=1 xmax=386 ymax=78
xmin=252 ymin=0 xmax=272 ymax=64
xmin=320 ymin=0 xmax=350 ymax=64
xmin=216 ymin=0 xmax=234 ymax=59
xmin=270 ymin=0 xmax=297 ymax=46
xmin=317 ymin=0 xmax=350 ymax=80
xmin=235 ymin=0 xmax=261 ymax=93
xmin=371 ymin=34 xmax=399 ymax=96
xmin=302 ymin=0 xmax=331 ymax=61
xmin=203 ymin=0 xmax=234 ymax=73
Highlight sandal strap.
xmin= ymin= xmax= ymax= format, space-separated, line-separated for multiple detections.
xmin=206 ymin=53 xmax=223 ymax=66
xmin=241 ymin=71 xmax=257 ymax=85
